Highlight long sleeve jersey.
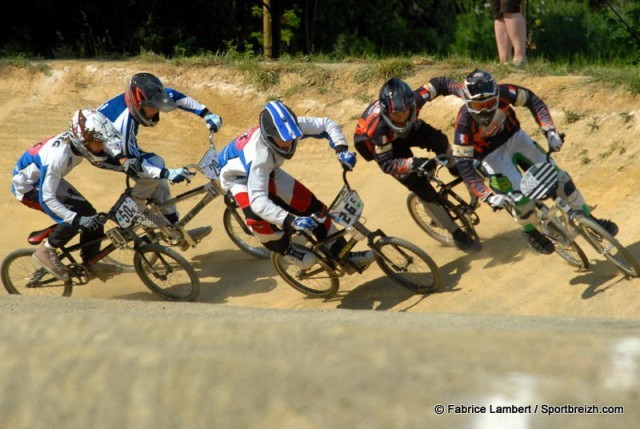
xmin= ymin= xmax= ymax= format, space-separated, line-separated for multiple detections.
xmin=11 ymin=133 xmax=84 ymax=224
xmin=97 ymin=87 xmax=210 ymax=178
xmin=218 ymin=117 xmax=348 ymax=227
xmin=452 ymin=83 xmax=556 ymax=200
xmin=353 ymin=76 xmax=463 ymax=177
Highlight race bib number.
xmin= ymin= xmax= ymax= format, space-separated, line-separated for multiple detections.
xmin=331 ymin=188 xmax=363 ymax=227
xmin=198 ymin=146 xmax=220 ymax=180
xmin=114 ymin=196 xmax=139 ymax=229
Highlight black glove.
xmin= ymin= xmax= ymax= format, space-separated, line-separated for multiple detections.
xmin=122 ymin=158 xmax=142 ymax=177
xmin=73 ymin=214 xmax=103 ymax=232
xmin=411 ymin=157 xmax=436 ymax=175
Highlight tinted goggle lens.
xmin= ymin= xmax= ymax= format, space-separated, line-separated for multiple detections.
xmin=468 ymin=97 xmax=497 ymax=113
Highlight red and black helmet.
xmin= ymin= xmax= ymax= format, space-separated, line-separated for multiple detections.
xmin=463 ymin=69 xmax=499 ymax=127
xmin=124 ymin=72 xmax=177 ymax=127
xmin=378 ymin=78 xmax=417 ymax=136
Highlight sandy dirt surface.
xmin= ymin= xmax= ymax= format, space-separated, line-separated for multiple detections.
xmin=0 ymin=61 xmax=639 ymax=428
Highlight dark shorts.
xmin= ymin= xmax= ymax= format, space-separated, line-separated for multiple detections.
xmin=492 ymin=0 xmax=522 ymax=19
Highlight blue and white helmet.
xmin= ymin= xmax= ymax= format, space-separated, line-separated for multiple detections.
xmin=259 ymin=101 xmax=303 ymax=159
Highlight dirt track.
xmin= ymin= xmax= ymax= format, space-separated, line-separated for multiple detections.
xmin=1 ymin=61 xmax=639 ymax=428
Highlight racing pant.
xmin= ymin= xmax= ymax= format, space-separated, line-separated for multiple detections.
xmin=228 ymin=169 xmax=338 ymax=254
xmin=480 ymin=130 xmax=586 ymax=231
xmin=131 ymin=153 xmax=178 ymax=223
xmin=19 ymin=180 xmax=103 ymax=262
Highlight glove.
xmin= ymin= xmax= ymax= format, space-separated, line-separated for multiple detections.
xmin=203 ymin=112 xmax=222 ymax=132
xmin=162 ymin=167 xmax=193 ymax=184
xmin=486 ymin=193 xmax=512 ymax=209
xmin=74 ymin=214 xmax=102 ymax=232
xmin=546 ymin=129 xmax=564 ymax=152
xmin=337 ymin=151 xmax=357 ymax=171
xmin=122 ymin=158 xmax=142 ymax=177
xmin=411 ymin=157 xmax=436 ymax=175
xmin=291 ymin=216 xmax=318 ymax=233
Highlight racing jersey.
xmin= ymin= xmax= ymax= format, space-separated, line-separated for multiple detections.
xmin=452 ymin=83 xmax=556 ymax=200
xmin=11 ymin=133 xmax=84 ymax=224
xmin=354 ymin=77 xmax=463 ymax=177
xmin=97 ymin=87 xmax=209 ymax=178
xmin=218 ymin=117 xmax=348 ymax=227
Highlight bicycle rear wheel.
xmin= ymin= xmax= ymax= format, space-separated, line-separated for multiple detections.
xmin=223 ymin=207 xmax=270 ymax=259
xmin=1 ymin=249 xmax=73 ymax=297
xmin=271 ymin=244 xmax=339 ymax=298
xmin=133 ymin=244 xmax=200 ymax=301
xmin=407 ymin=193 xmax=477 ymax=246
xmin=374 ymin=237 xmax=441 ymax=293
xmin=576 ymin=214 xmax=640 ymax=277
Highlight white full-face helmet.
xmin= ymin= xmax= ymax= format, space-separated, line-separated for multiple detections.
xmin=68 ymin=108 xmax=121 ymax=165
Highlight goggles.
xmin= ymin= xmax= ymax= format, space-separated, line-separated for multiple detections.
xmin=467 ymin=96 xmax=498 ymax=113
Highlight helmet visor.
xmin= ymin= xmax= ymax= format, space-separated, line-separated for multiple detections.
xmin=146 ymin=91 xmax=177 ymax=112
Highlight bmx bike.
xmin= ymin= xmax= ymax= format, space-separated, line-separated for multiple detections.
xmin=272 ymin=170 xmax=441 ymax=298
xmin=1 ymin=178 xmax=200 ymax=301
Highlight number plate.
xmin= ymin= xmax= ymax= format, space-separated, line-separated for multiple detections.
xmin=198 ymin=146 xmax=220 ymax=180
xmin=114 ymin=196 xmax=139 ymax=228
xmin=331 ymin=187 xmax=364 ymax=227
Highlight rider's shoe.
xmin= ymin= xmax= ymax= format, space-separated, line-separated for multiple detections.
xmin=452 ymin=228 xmax=482 ymax=253
xmin=521 ymin=229 xmax=555 ymax=255
xmin=346 ymin=250 xmax=376 ymax=270
xmin=592 ymin=217 xmax=619 ymax=237
xmin=180 ymin=226 xmax=213 ymax=250
xmin=283 ymin=244 xmax=317 ymax=270
xmin=33 ymin=243 xmax=69 ymax=281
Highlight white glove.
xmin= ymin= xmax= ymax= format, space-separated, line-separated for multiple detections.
xmin=291 ymin=216 xmax=318 ymax=233
xmin=162 ymin=167 xmax=194 ymax=184
xmin=546 ymin=130 xmax=564 ymax=152
xmin=486 ymin=193 xmax=512 ymax=209
xmin=204 ymin=112 xmax=222 ymax=132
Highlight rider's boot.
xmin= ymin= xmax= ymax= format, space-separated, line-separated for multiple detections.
xmin=283 ymin=244 xmax=317 ymax=269
xmin=33 ymin=241 xmax=70 ymax=281
xmin=521 ymin=229 xmax=555 ymax=255
xmin=452 ymin=228 xmax=482 ymax=253
xmin=591 ymin=216 xmax=619 ymax=237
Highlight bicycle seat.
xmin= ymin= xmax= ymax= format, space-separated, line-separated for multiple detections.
xmin=28 ymin=224 xmax=57 ymax=245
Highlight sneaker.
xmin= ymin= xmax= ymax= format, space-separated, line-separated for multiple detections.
xmin=346 ymin=250 xmax=376 ymax=269
xmin=180 ymin=226 xmax=213 ymax=250
xmin=283 ymin=244 xmax=317 ymax=269
xmin=452 ymin=229 xmax=482 ymax=253
xmin=592 ymin=217 xmax=619 ymax=237
xmin=33 ymin=244 xmax=69 ymax=281
xmin=521 ymin=229 xmax=555 ymax=255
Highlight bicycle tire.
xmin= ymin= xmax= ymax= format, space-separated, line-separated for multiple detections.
xmin=271 ymin=244 xmax=339 ymax=298
xmin=133 ymin=243 xmax=201 ymax=301
xmin=1 ymin=249 xmax=73 ymax=297
xmin=544 ymin=218 xmax=589 ymax=269
xmin=406 ymin=193 xmax=477 ymax=246
xmin=223 ymin=207 xmax=270 ymax=259
xmin=373 ymin=237 xmax=441 ymax=294
xmin=575 ymin=214 xmax=640 ymax=277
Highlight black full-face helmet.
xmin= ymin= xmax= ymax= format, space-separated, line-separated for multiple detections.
xmin=259 ymin=101 xmax=303 ymax=159
xmin=124 ymin=72 xmax=177 ymax=127
xmin=463 ymin=69 xmax=499 ymax=126
xmin=378 ymin=78 xmax=417 ymax=136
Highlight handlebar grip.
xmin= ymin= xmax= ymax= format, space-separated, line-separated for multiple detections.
xmin=97 ymin=213 xmax=109 ymax=224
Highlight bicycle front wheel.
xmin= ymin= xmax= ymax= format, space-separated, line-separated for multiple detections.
xmin=134 ymin=244 xmax=200 ymax=301
xmin=271 ymin=245 xmax=339 ymax=298
xmin=575 ymin=214 xmax=640 ymax=277
xmin=407 ymin=193 xmax=477 ymax=246
xmin=223 ymin=207 xmax=270 ymax=259
xmin=1 ymin=249 xmax=73 ymax=297
xmin=374 ymin=237 xmax=441 ymax=293
xmin=544 ymin=219 xmax=589 ymax=269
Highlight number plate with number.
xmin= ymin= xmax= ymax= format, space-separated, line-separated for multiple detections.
xmin=198 ymin=146 xmax=220 ymax=180
xmin=115 ymin=196 xmax=139 ymax=229
xmin=331 ymin=187 xmax=364 ymax=227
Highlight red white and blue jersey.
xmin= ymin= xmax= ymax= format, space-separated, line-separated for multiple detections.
xmin=11 ymin=133 xmax=84 ymax=224
xmin=218 ymin=117 xmax=348 ymax=227
xmin=97 ymin=87 xmax=207 ymax=178
xmin=452 ymin=83 xmax=556 ymax=199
